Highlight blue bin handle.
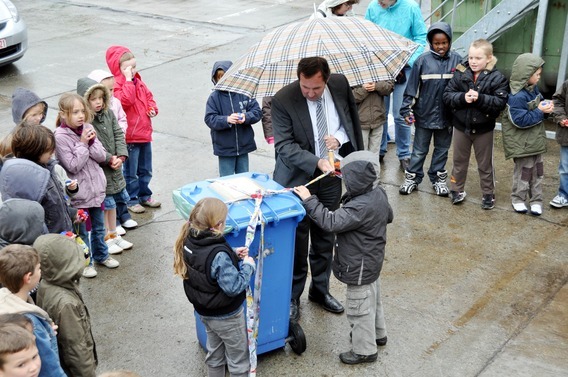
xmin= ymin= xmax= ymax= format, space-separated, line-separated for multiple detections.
xmin=251 ymin=172 xmax=270 ymax=182
xmin=224 ymin=202 xmax=240 ymax=235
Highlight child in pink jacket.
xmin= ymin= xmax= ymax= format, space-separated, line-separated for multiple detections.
xmin=54 ymin=93 xmax=120 ymax=278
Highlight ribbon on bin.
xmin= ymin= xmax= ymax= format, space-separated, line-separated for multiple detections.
xmin=244 ymin=191 xmax=265 ymax=377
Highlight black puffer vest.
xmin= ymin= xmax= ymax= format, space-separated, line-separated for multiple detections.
xmin=182 ymin=233 xmax=245 ymax=317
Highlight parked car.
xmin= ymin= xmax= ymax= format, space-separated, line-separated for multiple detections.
xmin=0 ymin=0 xmax=27 ymax=67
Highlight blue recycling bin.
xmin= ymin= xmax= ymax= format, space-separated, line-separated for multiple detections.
xmin=172 ymin=172 xmax=306 ymax=355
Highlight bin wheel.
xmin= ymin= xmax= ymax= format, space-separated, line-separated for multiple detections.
xmin=287 ymin=321 xmax=306 ymax=354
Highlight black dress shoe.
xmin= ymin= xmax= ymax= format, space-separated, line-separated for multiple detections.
xmin=290 ymin=299 xmax=300 ymax=322
xmin=339 ymin=350 xmax=378 ymax=365
xmin=376 ymin=336 xmax=387 ymax=346
xmin=308 ymin=292 xmax=344 ymax=313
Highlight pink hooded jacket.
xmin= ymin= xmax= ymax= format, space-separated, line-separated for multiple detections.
xmin=105 ymin=46 xmax=158 ymax=143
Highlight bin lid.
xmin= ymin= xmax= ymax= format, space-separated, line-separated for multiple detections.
xmin=172 ymin=172 xmax=305 ymax=235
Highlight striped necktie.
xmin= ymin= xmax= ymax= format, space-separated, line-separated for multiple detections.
xmin=315 ymin=98 xmax=327 ymax=158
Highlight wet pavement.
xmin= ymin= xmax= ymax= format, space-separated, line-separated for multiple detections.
xmin=0 ymin=1 xmax=566 ymax=376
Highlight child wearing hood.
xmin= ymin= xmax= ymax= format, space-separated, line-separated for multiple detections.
xmin=399 ymin=22 xmax=462 ymax=197
xmin=87 ymin=69 xmax=138 ymax=235
xmin=501 ymin=53 xmax=553 ymax=215
xmin=105 ymin=45 xmax=160 ymax=214
xmin=204 ymin=61 xmax=262 ymax=176
xmin=76 ymin=77 xmax=134 ymax=256
xmin=34 ymin=234 xmax=97 ymax=377
xmin=294 ymin=151 xmax=393 ymax=365
xmin=0 ymin=88 xmax=48 ymax=157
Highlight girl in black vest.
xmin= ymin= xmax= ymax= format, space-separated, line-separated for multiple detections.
xmin=174 ymin=197 xmax=255 ymax=377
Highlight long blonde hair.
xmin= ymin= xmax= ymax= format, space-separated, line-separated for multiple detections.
xmin=173 ymin=197 xmax=228 ymax=278
xmin=55 ymin=93 xmax=93 ymax=127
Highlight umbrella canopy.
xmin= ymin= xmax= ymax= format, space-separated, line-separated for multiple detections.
xmin=214 ymin=16 xmax=419 ymax=98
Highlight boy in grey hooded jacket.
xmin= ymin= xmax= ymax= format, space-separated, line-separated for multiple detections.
xmin=294 ymin=151 xmax=393 ymax=365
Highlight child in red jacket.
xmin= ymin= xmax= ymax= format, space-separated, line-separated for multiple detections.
xmin=105 ymin=45 xmax=160 ymax=214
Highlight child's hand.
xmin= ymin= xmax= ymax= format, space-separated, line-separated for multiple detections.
xmin=561 ymin=119 xmax=568 ymax=127
xmin=363 ymin=82 xmax=375 ymax=92
xmin=237 ymin=113 xmax=246 ymax=124
xmin=228 ymin=113 xmax=241 ymax=124
xmin=234 ymin=247 xmax=249 ymax=259
xmin=51 ymin=322 xmax=58 ymax=335
xmin=404 ymin=114 xmax=415 ymax=125
xmin=65 ymin=179 xmax=78 ymax=191
xmin=80 ymin=127 xmax=96 ymax=144
xmin=465 ymin=89 xmax=478 ymax=103
xmin=109 ymin=156 xmax=122 ymax=170
xmin=538 ymin=100 xmax=554 ymax=113
xmin=293 ymin=186 xmax=311 ymax=200
xmin=122 ymin=65 xmax=134 ymax=81
xmin=147 ymin=107 xmax=156 ymax=117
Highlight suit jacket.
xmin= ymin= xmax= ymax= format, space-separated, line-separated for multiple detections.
xmin=272 ymin=74 xmax=363 ymax=187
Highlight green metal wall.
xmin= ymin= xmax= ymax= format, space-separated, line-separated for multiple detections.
xmin=431 ymin=0 xmax=568 ymax=93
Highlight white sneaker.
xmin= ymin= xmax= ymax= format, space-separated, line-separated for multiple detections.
xmin=116 ymin=225 xmax=126 ymax=236
xmin=98 ymin=257 xmax=120 ymax=269
xmin=82 ymin=266 xmax=97 ymax=278
xmin=122 ymin=219 xmax=138 ymax=229
xmin=115 ymin=235 xmax=133 ymax=250
xmin=530 ymin=203 xmax=542 ymax=216
xmin=512 ymin=202 xmax=528 ymax=213
xmin=550 ymin=195 xmax=568 ymax=208
xmin=105 ymin=237 xmax=123 ymax=255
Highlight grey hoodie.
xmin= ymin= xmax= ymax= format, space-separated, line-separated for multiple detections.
xmin=0 ymin=198 xmax=47 ymax=248
xmin=302 ymin=151 xmax=393 ymax=285
xmin=11 ymin=87 xmax=48 ymax=124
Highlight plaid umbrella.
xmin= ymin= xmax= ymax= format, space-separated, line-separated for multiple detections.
xmin=214 ymin=16 xmax=419 ymax=98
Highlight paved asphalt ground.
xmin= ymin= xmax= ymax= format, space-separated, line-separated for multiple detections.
xmin=0 ymin=1 xmax=566 ymax=376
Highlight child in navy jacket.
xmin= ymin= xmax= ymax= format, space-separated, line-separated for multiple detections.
xmin=204 ymin=61 xmax=262 ymax=177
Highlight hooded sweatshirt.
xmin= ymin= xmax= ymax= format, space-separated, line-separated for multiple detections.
xmin=105 ymin=45 xmax=157 ymax=144
xmin=204 ymin=61 xmax=262 ymax=157
xmin=77 ymin=77 xmax=128 ymax=195
xmin=0 ymin=158 xmax=73 ymax=233
xmin=11 ymin=87 xmax=48 ymax=124
xmin=400 ymin=22 xmax=462 ymax=129
xmin=302 ymin=151 xmax=393 ymax=285
xmin=501 ymin=53 xmax=547 ymax=159
xmin=0 ymin=198 xmax=47 ymax=249
xmin=35 ymin=234 xmax=97 ymax=377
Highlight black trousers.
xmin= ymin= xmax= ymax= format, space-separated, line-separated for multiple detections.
xmin=291 ymin=174 xmax=341 ymax=300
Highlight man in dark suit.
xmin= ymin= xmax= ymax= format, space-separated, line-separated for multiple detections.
xmin=272 ymin=57 xmax=364 ymax=322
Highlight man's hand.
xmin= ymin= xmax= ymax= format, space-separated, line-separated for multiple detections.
xmin=323 ymin=135 xmax=339 ymax=150
xmin=317 ymin=158 xmax=334 ymax=173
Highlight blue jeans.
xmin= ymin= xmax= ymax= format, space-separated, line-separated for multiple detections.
xmin=218 ymin=154 xmax=249 ymax=177
xmin=558 ymin=145 xmax=568 ymax=198
xmin=380 ymin=66 xmax=412 ymax=160
xmin=125 ymin=143 xmax=153 ymax=206
xmin=104 ymin=188 xmax=132 ymax=224
xmin=408 ymin=127 xmax=452 ymax=184
xmin=78 ymin=207 xmax=109 ymax=264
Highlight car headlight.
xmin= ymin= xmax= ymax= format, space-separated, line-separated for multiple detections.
xmin=2 ymin=0 xmax=20 ymax=22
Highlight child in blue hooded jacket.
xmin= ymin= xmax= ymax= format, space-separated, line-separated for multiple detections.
xmin=204 ymin=61 xmax=262 ymax=177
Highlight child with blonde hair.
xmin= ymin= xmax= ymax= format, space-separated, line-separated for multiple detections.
xmin=173 ymin=197 xmax=255 ymax=377
xmin=443 ymin=39 xmax=509 ymax=209
xmin=54 ymin=93 xmax=119 ymax=278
